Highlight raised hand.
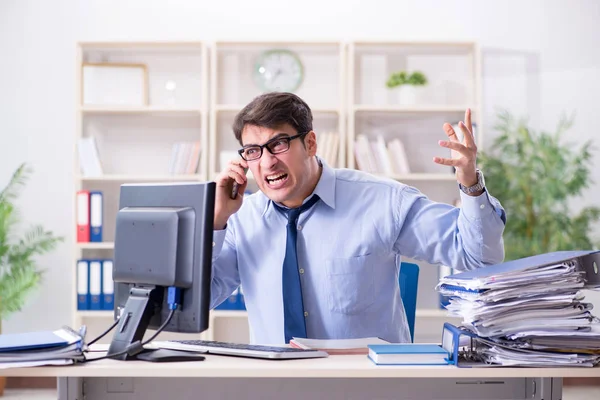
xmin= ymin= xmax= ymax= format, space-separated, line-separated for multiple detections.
xmin=433 ymin=108 xmax=478 ymax=188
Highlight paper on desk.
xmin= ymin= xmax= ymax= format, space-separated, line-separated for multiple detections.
xmin=0 ymin=358 xmax=74 ymax=369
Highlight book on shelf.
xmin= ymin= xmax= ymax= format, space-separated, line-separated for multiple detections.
xmin=169 ymin=141 xmax=201 ymax=175
xmin=290 ymin=337 xmax=389 ymax=355
xmin=316 ymin=131 xmax=339 ymax=167
xmin=77 ymin=136 xmax=103 ymax=177
xmin=354 ymin=134 xmax=410 ymax=175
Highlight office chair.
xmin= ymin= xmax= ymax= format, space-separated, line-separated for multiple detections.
xmin=399 ymin=262 xmax=419 ymax=342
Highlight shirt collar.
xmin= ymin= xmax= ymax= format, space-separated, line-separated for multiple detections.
xmin=260 ymin=157 xmax=336 ymax=217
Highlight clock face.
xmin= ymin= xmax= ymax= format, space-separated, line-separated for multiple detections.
xmin=254 ymin=49 xmax=304 ymax=92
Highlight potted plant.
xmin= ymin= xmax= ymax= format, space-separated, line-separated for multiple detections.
xmin=0 ymin=163 xmax=63 ymax=394
xmin=478 ymin=110 xmax=600 ymax=261
xmin=386 ymin=70 xmax=428 ymax=105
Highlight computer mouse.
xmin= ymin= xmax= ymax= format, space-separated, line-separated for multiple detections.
xmin=135 ymin=348 xmax=206 ymax=363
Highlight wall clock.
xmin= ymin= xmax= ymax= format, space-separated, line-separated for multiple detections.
xmin=253 ymin=49 xmax=304 ymax=92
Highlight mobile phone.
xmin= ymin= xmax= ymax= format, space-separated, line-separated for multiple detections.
xmin=230 ymin=168 xmax=248 ymax=200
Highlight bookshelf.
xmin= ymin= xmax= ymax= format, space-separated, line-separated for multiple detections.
xmin=73 ymin=41 xmax=209 ymax=342
xmin=72 ymin=40 xmax=481 ymax=345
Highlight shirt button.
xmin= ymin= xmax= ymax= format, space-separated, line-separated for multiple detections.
xmin=212 ymin=241 xmax=216 ymax=247
xmin=480 ymin=204 xmax=485 ymax=209
xmin=299 ymin=268 xmax=304 ymax=274
xmin=304 ymin=311 xmax=309 ymax=317
xmin=297 ymin=225 xmax=302 ymax=230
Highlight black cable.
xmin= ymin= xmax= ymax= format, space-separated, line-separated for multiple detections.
xmin=87 ymin=317 xmax=120 ymax=347
xmin=84 ymin=308 xmax=176 ymax=363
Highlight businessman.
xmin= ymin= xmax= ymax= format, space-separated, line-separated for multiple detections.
xmin=211 ymin=92 xmax=506 ymax=344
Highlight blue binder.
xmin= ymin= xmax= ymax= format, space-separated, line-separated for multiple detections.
xmin=89 ymin=191 xmax=103 ymax=242
xmin=89 ymin=260 xmax=102 ymax=310
xmin=102 ymin=259 xmax=114 ymax=311
xmin=76 ymin=260 xmax=89 ymax=310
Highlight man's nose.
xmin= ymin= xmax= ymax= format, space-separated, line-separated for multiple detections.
xmin=260 ymin=149 xmax=278 ymax=169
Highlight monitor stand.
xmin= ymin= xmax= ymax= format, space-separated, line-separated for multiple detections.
xmin=106 ymin=285 xmax=163 ymax=361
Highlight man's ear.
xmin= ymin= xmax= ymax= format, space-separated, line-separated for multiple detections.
xmin=305 ymin=131 xmax=318 ymax=156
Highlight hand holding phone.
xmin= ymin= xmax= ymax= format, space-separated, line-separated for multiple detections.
xmin=230 ymin=167 xmax=248 ymax=199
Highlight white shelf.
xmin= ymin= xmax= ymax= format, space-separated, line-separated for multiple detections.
xmin=375 ymin=173 xmax=457 ymax=182
xmin=77 ymin=174 xmax=204 ymax=182
xmin=81 ymin=105 xmax=202 ymax=115
xmin=77 ymin=310 xmax=113 ymax=318
xmin=77 ymin=242 xmax=114 ymax=250
xmin=353 ymin=105 xmax=473 ymax=113
xmin=215 ymin=104 xmax=340 ymax=114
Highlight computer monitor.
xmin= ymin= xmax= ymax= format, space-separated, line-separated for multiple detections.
xmin=106 ymin=181 xmax=215 ymax=360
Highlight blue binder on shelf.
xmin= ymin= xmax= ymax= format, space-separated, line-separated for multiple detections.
xmin=102 ymin=259 xmax=114 ymax=311
xmin=76 ymin=260 xmax=89 ymax=310
xmin=89 ymin=191 xmax=103 ymax=242
xmin=89 ymin=260 xmax=102 ymax=310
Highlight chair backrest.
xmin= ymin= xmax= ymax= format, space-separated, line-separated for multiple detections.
xmin=399 ymin=262 xmax=419 ymax=342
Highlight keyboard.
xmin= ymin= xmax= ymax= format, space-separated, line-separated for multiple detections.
xmin=152 ymin=339 xmax=329 ymax=360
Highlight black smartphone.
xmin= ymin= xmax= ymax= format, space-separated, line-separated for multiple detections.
xmin=230 ymin=168 xmax=248 ymax=199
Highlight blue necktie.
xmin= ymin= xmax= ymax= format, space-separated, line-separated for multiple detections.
xmin=274 ymin=194 xmax=321 ymax=343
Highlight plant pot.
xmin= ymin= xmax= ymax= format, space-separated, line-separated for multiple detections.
xmin=395 ymin=86 xmax=417 ymax=105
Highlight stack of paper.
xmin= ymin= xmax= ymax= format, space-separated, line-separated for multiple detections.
xmin=436 ymin=251 xmax=600 ymax=367
xmin=0 ymin=326 xmax=86 ymax=369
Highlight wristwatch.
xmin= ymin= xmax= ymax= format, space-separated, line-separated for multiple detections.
xmin=458 ymin=169 xmax=485 ymax=195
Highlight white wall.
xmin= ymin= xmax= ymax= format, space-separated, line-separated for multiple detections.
xmin=1 ymin=0 xmax=599 ymax=333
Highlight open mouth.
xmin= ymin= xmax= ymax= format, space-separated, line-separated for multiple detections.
xmin=265 ymin=173 xmax=288 ymax=186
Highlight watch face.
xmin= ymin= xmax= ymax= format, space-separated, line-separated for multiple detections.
xmin=253 ymin=49 xmax=304 ymax=92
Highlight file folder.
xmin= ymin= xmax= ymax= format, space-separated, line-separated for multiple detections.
xmin=442 ymin=250 xmax=600 ymax=291
xmin=0 ymin=327 xmax=82 ymax=352
xmin=76 ymin=260 xmax=89 ymax=310
xmin=102 ymin=259 xmax=114 ymax=311
xmin=76 ymin=190 xmax=90 ymax=242
xmin=89 ymin=191 xmax=103 ymax=242
xmin=89 ymin=260 xmax=102 ymax=310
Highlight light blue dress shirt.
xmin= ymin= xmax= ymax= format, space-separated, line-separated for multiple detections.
xmin=211 ymin=159 xmax=506 ymax=345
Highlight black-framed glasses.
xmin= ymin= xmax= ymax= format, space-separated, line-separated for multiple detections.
xmin=238 ymin=132 xmax=309 ymax=161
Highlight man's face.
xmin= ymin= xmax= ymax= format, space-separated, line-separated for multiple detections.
xmin=240 ymin=123 xmax=317 ymax=207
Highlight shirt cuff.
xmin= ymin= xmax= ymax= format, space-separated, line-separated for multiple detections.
xmin=212 ymin=228 xmax=227 ymax=256
xmin=459 ymin=188 xmax=506 ymax=224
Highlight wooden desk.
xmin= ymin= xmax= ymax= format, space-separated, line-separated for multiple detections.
xmin=3 ymin=353 xmax=599 ymax=400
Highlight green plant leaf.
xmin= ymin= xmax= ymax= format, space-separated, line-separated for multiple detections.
xmin=0 ymin=163 xmax=63 ymax=319
xmin=479 ymin=110 xmax=600 ymax=261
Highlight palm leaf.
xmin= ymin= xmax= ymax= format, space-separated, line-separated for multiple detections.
xmin=0 ymin=163 xmax=32 ymax=205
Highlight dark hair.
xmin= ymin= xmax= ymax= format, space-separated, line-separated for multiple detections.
xmin=232 ymin=92 xmax=313 ymax=145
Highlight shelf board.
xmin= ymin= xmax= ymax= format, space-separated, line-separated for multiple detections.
xmin=81 ymin=105 xmax=202 ymax=115
xmin=77 ymin=174 xmax=204 ymax=182
xmin=215 ymin=104 xmax=339 ymax=114
xmin=77 ymin=311 xmax=114 ymax=318
xmin=374 ymin=173 xmax=457 ymax=181
xmin=353 ymin=105 xmax=472 ymax=113
xmin=77 ymin=242 xmax=114 ymax=250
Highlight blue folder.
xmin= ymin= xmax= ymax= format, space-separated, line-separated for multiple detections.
xmin=0 ymin=327 xmax=82 ymax=352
